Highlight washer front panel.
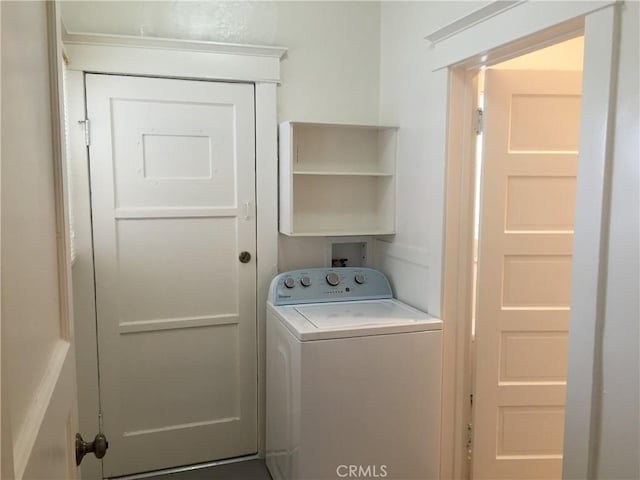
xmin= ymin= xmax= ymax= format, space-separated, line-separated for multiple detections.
xmin=270 ymin=267 xmax=392 ymax=306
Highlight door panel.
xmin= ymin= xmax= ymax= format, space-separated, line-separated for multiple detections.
xmin=1 ymin=1 xmax=79 ymax=478
xmin=472 ymin=70 xmax=581 ymax=479
xmin=86 ymin=74 xmax=257 ymax=476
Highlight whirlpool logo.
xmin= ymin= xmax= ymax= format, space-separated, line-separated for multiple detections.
xmin=336 ymin=464 xmax=388 ymax=478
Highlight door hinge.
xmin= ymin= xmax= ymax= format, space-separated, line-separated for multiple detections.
xmin=466 ymin=423 xmax=473 ymax=450
xmin=474 ymin=108 xmax=484 ymax=135
xmin=78 ymin=118 xmax=91 ymax=146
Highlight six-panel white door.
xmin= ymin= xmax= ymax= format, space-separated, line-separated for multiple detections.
xmin=86 ymin=74 xmax=257 ymax=476
xmin=472 ymin=69 xmax=582 ymax=479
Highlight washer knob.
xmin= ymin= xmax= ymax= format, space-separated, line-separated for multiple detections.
xmin=354 ymin=273 xmax=366 ymax=284
xmin=283 ymin=277 xmax=296 ymax=289
xmin=300 ymin=276 xmax=312 ymax=287
xmin=326 ymin=272 xmax=340 ymax=286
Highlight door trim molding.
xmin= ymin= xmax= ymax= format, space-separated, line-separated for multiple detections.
xmin=429 ymin=1 xmax=615 ymax=70
xmin=563 ymin=7 xmax=621 ymax=479
xmin=439 ymin=2 xmax=620 ymax=479
xmin=425 ymin=1 xmax=525 ymax=44
xmin=62 ymin=29 xmax=287 ymax=59
xmin=62 ymin=28 xmax=286 ymax=84
xmin=64 ymin=31 xmax=282 ymax=479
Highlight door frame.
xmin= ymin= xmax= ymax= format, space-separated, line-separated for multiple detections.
xmin=437 ymin=2 xmax=620 ymax=479
xmin=63 ymin=27 xmax=286 ymax=479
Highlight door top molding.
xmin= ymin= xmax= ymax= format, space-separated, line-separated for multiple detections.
xmin=62 ymin=28 xmax=287 ymax=59
xmin=426 ymin=0 xmax=615 ymax=71
xmin=62 ymin=24 xmax=288 ymax=83
xmin=425 ymin=1 xmax=525 ymax=44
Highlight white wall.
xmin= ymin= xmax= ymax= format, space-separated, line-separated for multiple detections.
xmin=377 ymin=1 xmax=484 ymax=314
xmin=593 ymin=3 xmax=639 ymax=477
xmin=60 ymin=0 xmax=382 ymax=272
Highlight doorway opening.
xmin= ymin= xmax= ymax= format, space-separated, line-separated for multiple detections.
xmin=468 ymin=35 xmax=585 ymax=479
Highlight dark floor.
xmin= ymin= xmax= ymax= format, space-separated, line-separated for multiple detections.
xmin=133 ymin=459 xmax=272 ymax=480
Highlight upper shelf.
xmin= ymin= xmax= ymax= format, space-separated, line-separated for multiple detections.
xmin=286 ymin=121 xmax=398 ymax=176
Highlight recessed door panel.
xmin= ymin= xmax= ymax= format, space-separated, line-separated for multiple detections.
xmin=118 ymin=325 xmax=240 ymax=434
xmin=115 ymin=218 xmax=238 ymax=324
xmin=111 ymin=98 xmax=237 ymax=209
xmin=500 ymin=332 xmax=568 ymax=382
xmin=505 ymin=176 xmax=577 ymax=231
xmin=498 ymin=406 xmax=565 ymax=455
xmin=502 ymin=255 xmax=573 ymax=307
xmin=509 ymin=94 xmax=581 ymax=151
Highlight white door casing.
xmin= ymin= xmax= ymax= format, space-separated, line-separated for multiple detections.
xmin=1 ymin=1 xmax=80 ymax=479
xmin=86 ymin=74 xmax=257 ymax=476
xmin=472 ymin=69 xmax=582 ymax=479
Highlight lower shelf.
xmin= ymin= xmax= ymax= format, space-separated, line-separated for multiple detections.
xmin=284 ymin=175 xmax=395 ymax=236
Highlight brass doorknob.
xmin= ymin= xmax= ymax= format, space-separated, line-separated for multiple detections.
xmin=76 ymin=432 xmax=109 ymax=465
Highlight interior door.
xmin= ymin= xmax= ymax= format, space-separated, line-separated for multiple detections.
xmin=86 ymin=74 xmax=257 ymax=476
xmin=2 ymin=1 xmax=80 ymax=478
xmin=472 ymin=69 xmax=582 ymax=479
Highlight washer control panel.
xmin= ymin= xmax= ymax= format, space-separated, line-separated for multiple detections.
xmin=271 ymin=267 xmax=393 ymax=306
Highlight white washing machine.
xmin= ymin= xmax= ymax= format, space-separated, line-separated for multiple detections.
xmin=266 ymin=267 xmax=442 ymax=480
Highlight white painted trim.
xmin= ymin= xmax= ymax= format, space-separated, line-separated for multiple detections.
xmin=48 ymin=1 xmax=75 ymax=344
xmin=440 ymin=67 xmax=479 ymax=480
xmin=63 ymin=30 xmax=286 ymax=84
xmin=430 ymin=1 xmax=615 ymax=70
xmin=66 ymin=69 xmax=102 ymax=480
xmin=425 ymin=1 xmax=525 ymax=44
xmin=63 ymin=30 xmax=287 ymax=59
xmin=437 ymin=2 xmax=619 ymax=478
xmin=64 ymin=43 xmax=282 ymax=84
xmin=563 ymin=6 xmax=620 ymax=479
xmin=254 ymin=82 xmax=279 ymax=456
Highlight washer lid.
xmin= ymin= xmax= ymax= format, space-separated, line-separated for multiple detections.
xmin=273 ymin=299 xmax=442 ymax=341
xmin=296 ymin=301 xmax=427 ymax=329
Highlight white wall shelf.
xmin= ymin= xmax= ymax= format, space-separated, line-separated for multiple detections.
xmin=279 ymin=121 xmax=397 ymax=236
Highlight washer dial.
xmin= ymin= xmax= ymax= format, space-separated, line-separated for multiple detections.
xmin=326 ymin=272 xmax=340 ymax=287
xmin=354 ymin=273 xmax=366 ymax=284
xmin=300 ymin=276 xmax=312 ymax=287
xmin=283 ymin=277 xmax=296 ymax=289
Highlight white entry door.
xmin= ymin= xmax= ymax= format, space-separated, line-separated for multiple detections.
xmin=472 ymin=69 xmax=582 ymax=479
xmin=86 ymin=74 xmax=257 ymax=476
